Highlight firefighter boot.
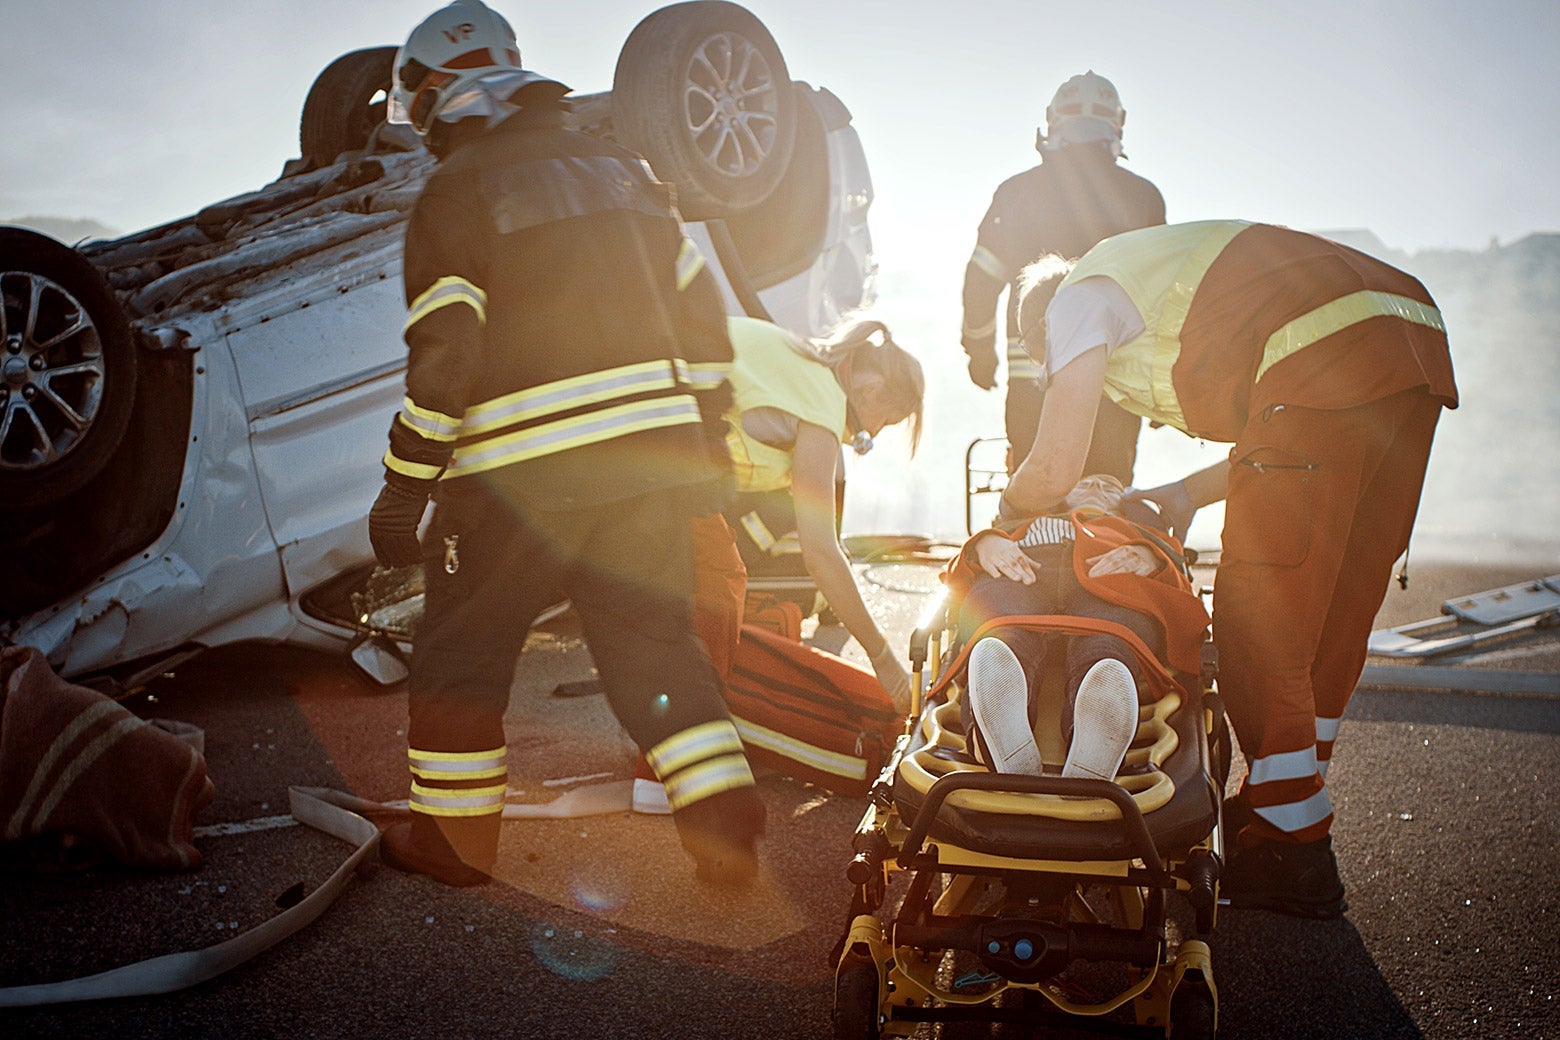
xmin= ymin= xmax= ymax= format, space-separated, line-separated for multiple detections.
xmin=1222 ymin=833 xmax=1347 ymax=919
xmin=672 ymin=785 xmax=766 ymax=886
xmin=380 ymin=816 xmax=494 ymax=888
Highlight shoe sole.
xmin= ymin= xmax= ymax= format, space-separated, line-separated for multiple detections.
xmin=1062 ymin=658 xmax=1139 ymax=781
xmin=968 ymin=638 xmax=1042 ymax=774
xmin=632 ymin=777 xmax=672 ymax=815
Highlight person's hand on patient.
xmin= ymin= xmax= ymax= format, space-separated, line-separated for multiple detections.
xmin=1085 ymin=544 xmax=1159 ymax=577
xmin=973 ymin=532 xmax=1037 ymax=584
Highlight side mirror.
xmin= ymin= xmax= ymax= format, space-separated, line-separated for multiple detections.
xmin=348 ymin=635 xmax=410 ymax=686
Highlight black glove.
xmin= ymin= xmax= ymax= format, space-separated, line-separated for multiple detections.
xmin=368 ymin=483 xmax=429 ymax=568
xmin=967 ymin=349 xmax=999 ymax=391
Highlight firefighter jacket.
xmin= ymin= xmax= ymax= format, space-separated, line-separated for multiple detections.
xmin=961 ymin=146 xmax=1164 ymax=381
xmin=1059 ymin=220 xmax=1459 ymax=441
xmin=943 ymin=512 xmax=1210 ymax=679
xmin=384 ymin=103 xmax=733 ymax=510
xmin=723 ymin=315 xmax=849 ymax=494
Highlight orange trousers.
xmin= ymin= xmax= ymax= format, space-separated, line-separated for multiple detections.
xmin=689 ymin=513 xmax=748 ymax=681
xmin=1215 ymin=389 xmax=1443 ymax=845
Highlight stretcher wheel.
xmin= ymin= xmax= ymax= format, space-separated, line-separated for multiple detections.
xmin=831 ymin=958 xmax=881 ymax=1040
xmin=1170 ymin=981 xmax=1217 ymax=1039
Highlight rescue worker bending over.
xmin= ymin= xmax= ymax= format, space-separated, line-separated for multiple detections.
xmin=367 ymin=0 xmax=761 ymax=887
xmin=636 ymin=317 xmax=925 ymax=812
xmin=1006 ymin=222 xmax=1457 ymax=918
xmin=943 ymin=475 xmax=1209 ymax=782
xmin=961 ymin=71 xmax=1164 ymax=479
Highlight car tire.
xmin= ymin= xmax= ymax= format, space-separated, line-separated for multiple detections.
xmin=612 ymin=1 xmax=796 ymax=220
xmin=1 ymin=227 xmax=137 ymax=511
xmin=299 ymin=46 xmax=400 ymax=170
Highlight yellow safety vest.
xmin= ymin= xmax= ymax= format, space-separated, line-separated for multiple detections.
xmin=724 ymin=316 xmax=849 ymax=493
xmin=1060 ymin=220 xmax=1448 ymax=439
xmin=1059 ymin=220 xmax=1249 ymax=433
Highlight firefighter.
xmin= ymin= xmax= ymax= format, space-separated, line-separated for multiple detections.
xmin=367 ymin=0 xmax=761 ymax=887
xmin=634 ymin=316 xmax=924 ymax=813
xmin=960 ymin=71 xmax=1164 ymax=479
xmin=1006 ymin=221 xmax=1458 ymax=918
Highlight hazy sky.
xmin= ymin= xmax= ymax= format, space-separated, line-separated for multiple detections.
xmin=3 ymin=0 xmax=1557 ymax=257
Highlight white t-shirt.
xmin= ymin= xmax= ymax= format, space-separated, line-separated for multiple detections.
xmin=1042 ymin=276 xmax=1145 ymax=380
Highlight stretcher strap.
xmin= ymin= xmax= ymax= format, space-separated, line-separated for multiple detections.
xmin=928 ymin=614 xmax=1180 ymax=703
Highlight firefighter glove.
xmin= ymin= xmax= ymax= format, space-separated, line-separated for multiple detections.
xmin=967 ymin=349 xmax=999 ymax=391
xmin=369 ymin=482 xmax=429 ymax=568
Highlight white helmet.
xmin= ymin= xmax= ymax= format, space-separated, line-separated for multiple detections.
xmin=389 ymin=0 xmax=524 ymax=135
xmin=1041 ymin=71 xmax=1127 ymax=155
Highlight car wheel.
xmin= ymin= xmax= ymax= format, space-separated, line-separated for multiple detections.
xmin=612 ymin=1 xmax=797 ymax=220
xmin=299 ymin=46 xmax=399 ymax=169
xmin=0 ymin=227 xmax=137 ymax=511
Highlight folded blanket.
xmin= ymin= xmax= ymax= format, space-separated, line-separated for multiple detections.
xmin=0 ymin=646 xmax=215 ymax=870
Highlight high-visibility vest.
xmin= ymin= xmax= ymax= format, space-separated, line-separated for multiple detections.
xmin=724 ymin=316 xmax=849 ymax=493
xmin=1061 ymin=220 xmax=1454 ymax=440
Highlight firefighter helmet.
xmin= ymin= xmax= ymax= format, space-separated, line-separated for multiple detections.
xmin=389 ymin=0 xmax=525 ymax=134
xmin=1040 ymin=71 xmax=1127 ymax=154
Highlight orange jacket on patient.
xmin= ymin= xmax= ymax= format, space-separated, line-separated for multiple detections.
xmin=943 ymin=512 xmax=1211 ymax=681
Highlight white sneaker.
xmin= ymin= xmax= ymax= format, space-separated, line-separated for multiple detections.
xmin=968 ymin=638 xmax=1042 ymax=775
xmin=632 ymin=754 xmax=671 ymax=815
xmin=1062 ymin=658 xmax=1139 ymax=782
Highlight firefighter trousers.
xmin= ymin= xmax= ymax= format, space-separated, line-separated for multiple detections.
xmin=404 ymin=481 xmax=756 ymax=873
xmin=1215 ymin=388 xmax=1442 ymax=845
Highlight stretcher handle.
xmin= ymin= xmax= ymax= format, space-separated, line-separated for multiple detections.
xmin=895 ymin=771 xmax=1168 ymax=883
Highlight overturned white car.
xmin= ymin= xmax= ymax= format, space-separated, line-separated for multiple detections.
xmin=0 ymin=1 xmax=874 ymax=688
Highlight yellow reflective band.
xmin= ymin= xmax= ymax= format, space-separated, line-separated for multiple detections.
xmin=399 ymin=398 xmax=463 ymax=442
xmin=405 ymin=276 xmax=488 ymax=332
xmin=732 ymin=716 xmax=866 ymax=780
xmin=408 ymin=782 xmax=507 ymax=818
xmin=738 ymin=511 xmax=777 ymax=552
xmin=1257 ymin=291 xmax=1444 ymax=383
xmin=447 ymin=396 xmax=700 ymax=477
xmin=662 ymin=753 xmax=755 ymax=812
xmin=1007 ymin=355 xmax=1041 ymax=381
xmin=383 ymin=447 xmax=443 ymax=481
xmin=681 ymin=360 xmax=732 ymax=389
xmin=962 ymin=317 xmax=998 ymax=340
xmin=647 ymin=720 xmax=745 ymax=778
xmin=969 ymin=245 xmax=1007 ymax=281
xmin=409 ymin=746 xmax=507 ymax=780
xmin=676 ymin=238 xmax=707 ymax=291
xmin=462 ymin=360 xmax=681 ymax=437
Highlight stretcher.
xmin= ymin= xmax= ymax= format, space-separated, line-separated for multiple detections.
xmin=831 ymin=585 xmax=1230 ymax=1039
xmin=1365 ymin=575 xmax=1560 ymax=658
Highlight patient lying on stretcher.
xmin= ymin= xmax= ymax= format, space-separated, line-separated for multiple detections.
xmin=942 ymin=475 xmax=1210 ymax=782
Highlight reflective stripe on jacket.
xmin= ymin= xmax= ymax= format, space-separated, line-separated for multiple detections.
xmin=386 ymin=104 xmax=733 ymax=509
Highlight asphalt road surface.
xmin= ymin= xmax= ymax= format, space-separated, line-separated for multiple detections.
xmin=2 ymin=558 xmax=1556 ymax=1039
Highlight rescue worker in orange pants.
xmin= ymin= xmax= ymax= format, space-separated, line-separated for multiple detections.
xmin=635 ymin=317 xmax=925 ymax=812
xmin=961 ymin=71 xmax=1164 ymax=480
xmin=367 ymin=0 xmax=761 ymax=886
xmin=1004 ymin=221 xmax=1457 ymax=917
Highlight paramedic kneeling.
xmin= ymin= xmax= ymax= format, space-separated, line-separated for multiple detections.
xmin=945 ymin=475 xmax=1209 ymax=781
xmin=1005 ymin=221 xmax=1457 ymax=918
